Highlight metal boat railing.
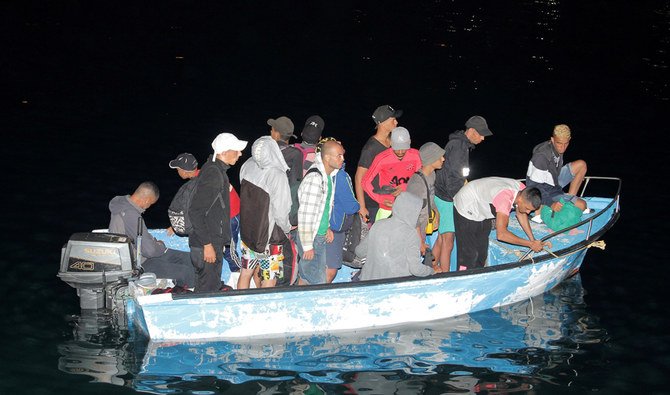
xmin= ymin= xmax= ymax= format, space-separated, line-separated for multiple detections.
xmin=517 ymin=176 xmax=621 ymax=262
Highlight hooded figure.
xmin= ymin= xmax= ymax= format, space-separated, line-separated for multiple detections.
xmin=239 ymin=136 xmax=292 ymax=252
xmin=356 ymin=192 xmax=435 ymax=281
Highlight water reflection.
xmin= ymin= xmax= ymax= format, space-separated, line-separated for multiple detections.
xmin=58 ymin=275 xmax=605 ymax=393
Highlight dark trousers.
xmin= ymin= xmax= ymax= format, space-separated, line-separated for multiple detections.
xmin=454 ymin=208 xmax=490 ymax=270
xmin=143 ymin=249 xmax=196 ymax=287
xmin=190 ymin=245 xmax=224 ymax=293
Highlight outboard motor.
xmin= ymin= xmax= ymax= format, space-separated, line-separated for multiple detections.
xmin=58 ymin=232 xmax=137 ymax=310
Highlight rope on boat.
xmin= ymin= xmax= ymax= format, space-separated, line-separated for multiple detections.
xmin=588 ymin=240 xmax=606 ymax=250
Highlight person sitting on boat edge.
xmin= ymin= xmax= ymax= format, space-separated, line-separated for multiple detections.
xmin=453 ymin=177 xmax=550 ymax=271
xmin=296 ymin=139 xmax=345 ymax=285
xmin=405 ymin=142 xmax=445 ymax=264
xmin=237 ymin=136 xmax=292 ymax=289
xmin=188 ymin=132 xmax=247 ymax=293
xmin=108 ymin=181 xmax=196 ymax=287
xmin=526 ymin=124 xmax=588 ymax=219
xmin=361 ymin=126 xmax=421 ymax=222
xmin=355 ymin=192 xmax=436 ymax=281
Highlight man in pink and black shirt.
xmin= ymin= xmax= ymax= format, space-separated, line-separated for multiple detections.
xmin=453 ymin=177 xmax=549 ymax=270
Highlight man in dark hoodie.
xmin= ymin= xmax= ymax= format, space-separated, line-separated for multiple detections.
xmin=433 ymin=115 xmax=492 ymax=272
xmin=189 ymin=132 xmax=248 ymax=293
xmin=108 ymin=181 xmax=196 ymax=287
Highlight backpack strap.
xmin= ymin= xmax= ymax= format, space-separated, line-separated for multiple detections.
xmin=415 ymin=171 xmax=431 ymax=214
xmin=204 ymin=164 xmax=227 ymax=216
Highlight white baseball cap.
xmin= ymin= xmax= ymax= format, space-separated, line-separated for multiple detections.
xmin=211 ymin=133 xmax=248 ymax=161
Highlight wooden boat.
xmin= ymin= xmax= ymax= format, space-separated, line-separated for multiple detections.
xmin=59 ymin=176 xmax=620 ymax=341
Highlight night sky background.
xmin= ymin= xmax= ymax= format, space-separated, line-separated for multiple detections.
xmin=1 ymin=1 xmax=669 ymax=393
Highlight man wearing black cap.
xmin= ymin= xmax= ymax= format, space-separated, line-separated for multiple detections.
xmin=355 ymin=104 xmax=402 ymax=225
xmin=167 ymin=153 xmax=199 ymax=236
xmin=268 ymin=115 xmax=302 ymax=286
xmin=294 ymin=115 xmax=324 ymax=176
xmin=268 ymin=116 xmax=302 ymax=190
xmin=433 ymin=115 xmax=492 ymax=271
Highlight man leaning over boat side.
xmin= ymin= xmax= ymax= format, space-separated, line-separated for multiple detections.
xmin=108 ymin=181 xmax=196 ymax=287
xmin=526 ymin=124 xmax=588 ymax=219
xmin=453 ymin=177 xmax=551 ymax=270
xmin=188 ymin=132 xmax=247 ymax=293
xmin=296 ymin=139 xmax=345 ymax=285
xmin=355 ymin=192 xmax=435 ymax=281
xmin=237 ymin=136 xmax=292 ymax=289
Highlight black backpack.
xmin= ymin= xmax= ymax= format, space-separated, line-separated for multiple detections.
xmin=167 ymin=178 xmax=198 ymax=236
xmin=341 ymin=214 xmax=368 ymax=268
xmin=167 ymin=168 xmax=225 ymax=236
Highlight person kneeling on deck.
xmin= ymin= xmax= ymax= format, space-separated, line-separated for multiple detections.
xmin=238 ymin=136 xmax=292 ymax=289
xmin=356 ymin=192 xmax=436 ymax=281
xmin=108 ymin=181 xmax=196 ymax=287
xmin=453 ymin=177 xmax=551 ymax=271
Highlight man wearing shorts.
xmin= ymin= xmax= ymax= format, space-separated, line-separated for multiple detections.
xmin=526 ymin=124 xmax=588 ymax=217
xmin=434 ymin=115 xmax=492 ymax=271
xmin=297 ymin=140 xmax=345 ymax=285
xmin=238 ymin=136 xmax=292 ymax=288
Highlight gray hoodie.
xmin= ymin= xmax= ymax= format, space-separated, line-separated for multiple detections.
xmin=240 ymin=136 xmax=292 ymax=237
xmin=108 ymin=195 xmax=167 ymax=264
xmin=356 ymin=192 xmax=434 ymax=281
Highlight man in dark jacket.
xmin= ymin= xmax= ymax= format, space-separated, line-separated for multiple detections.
xmin=433 ymin=115 xmax=492 ymax=271
xmin=189 ymin=132 xmax=247 ymax=293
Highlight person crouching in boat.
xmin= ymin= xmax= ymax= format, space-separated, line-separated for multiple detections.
xmin=453 ymin=177 xmax=551 ymax=271
xmin=355 ymin=192 xmax=436 ymax=281
xmin=108 ymin=181 xmax=196 ymax=287
xmin=237 ymin=136 xmax=292 ymax=289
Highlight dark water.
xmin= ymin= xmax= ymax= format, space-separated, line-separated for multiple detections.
xmin=2 ymin=1 xmax=668 ymax=393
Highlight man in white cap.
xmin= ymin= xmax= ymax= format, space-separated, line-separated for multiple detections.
xmin=188 ymin=132 xmax=247 ymax=293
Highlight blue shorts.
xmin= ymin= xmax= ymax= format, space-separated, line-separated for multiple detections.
xmin=325 ymin=231 xmax=346 ymax=269
xmin=296 ymin=233 xmax=327 ymax=285
xmin=552 ymin=164 xmax=579 ymax=203
xmin=558 ymin=163 xmax=575 ymax=188
xmin=434 ymin=196 xmax=455 ymax=233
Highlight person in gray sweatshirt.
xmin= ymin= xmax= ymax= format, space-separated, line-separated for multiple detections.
xmin=108 ymin=181 xmax=196 ymax=287
xmin=356 ymin=192 xmax=435 ymax=281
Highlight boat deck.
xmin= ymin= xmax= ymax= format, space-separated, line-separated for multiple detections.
xmin=149 ymin=196 xmax=615 ymax=281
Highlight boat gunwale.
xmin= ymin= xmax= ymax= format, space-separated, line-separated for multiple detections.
xmin=167 ymin=198 xmax=619 ymax=302
xmin=153 ymin=177 xmax=620 ymax=302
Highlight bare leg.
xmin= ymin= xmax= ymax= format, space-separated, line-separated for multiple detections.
xmin=438 ymin=232 xmax=454 ymax=271
xmin=261 ymin=278 xmax=276 ymax=288
xmin=237 ymin=267 xmax=254 ymax=289
xmin=326 ymin=268 xmax=338 ymax=283
xmin=431 ymin=234 xmax=442 ymax=265
xmin=567 ymin=160 xmax=587 ymax=196
xmin=252 ymin=266 xmax=261 ymax=288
